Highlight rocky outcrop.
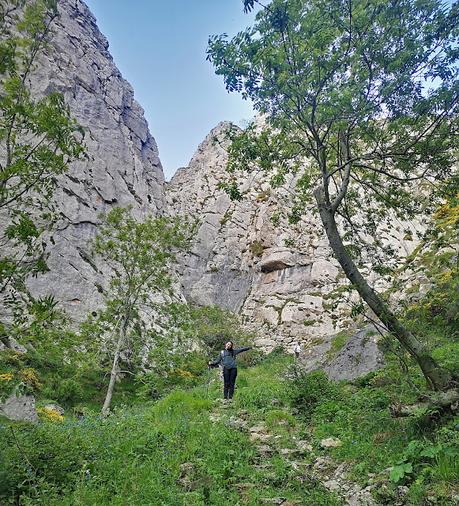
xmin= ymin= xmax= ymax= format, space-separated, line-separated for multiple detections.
xmin=0 ymin=393 xmax=38 ymax=423
xmin=167 ymin=123 xmax=255 ymax=312
xmin=23 ymin=0 xmax=165 ymax=322
xmin=166 ymin=122 xmax=344 ymax=350
xmin=167 ymin=122 xmax=419 ymax=359
xmin=325 ymin=326 xmax=385 ymax=381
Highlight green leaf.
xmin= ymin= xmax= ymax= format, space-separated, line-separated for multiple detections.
xmin=390 ymin=462 xmax=413 ymax=483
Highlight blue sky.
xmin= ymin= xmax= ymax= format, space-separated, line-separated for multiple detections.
xmin=85 ymin=0 xmax=257 ymax=180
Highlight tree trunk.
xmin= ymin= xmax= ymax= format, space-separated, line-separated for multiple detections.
xmin=314 ymin=186 xmax=452 ymax=391
xmin=390 ymin=389 xmax=459 ymax=417
xmin=102 ymin=316 xmax=129 ymax=415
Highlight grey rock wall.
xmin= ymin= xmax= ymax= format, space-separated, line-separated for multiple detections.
xmin=324 ymin=326 xmax=385 ymax=381
xmin=167 ymin=123 xmax=344 ymax=351
xmin=22 ymin=0 xmax=166 ymax=322
xmin=167 ymin=122 xmax=420 ymax=359
xmin=1 ymin=0 xmax=420 ymax=382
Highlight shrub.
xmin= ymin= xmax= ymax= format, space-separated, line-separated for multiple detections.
xmin=237 ymin=347 xmax=265 ymax=367
xmin=20 ymin=368 xmax=41 ymax=390
xmin=0 ymin=420 xmax=93 ymax=501
xmin=249 ymin=240 xmax=264 ymax=257
xmin=42 ymin=377 xmax=84 ymax=404
xmin=37 ymin=407 xmax=64 ymax=423
xmin=288 ymin=369 xmax=338 ymax=419
xmin=264 ymin=345 xmax=288 ymax=363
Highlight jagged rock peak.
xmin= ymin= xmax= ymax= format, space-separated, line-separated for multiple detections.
xmin=170 ymin=121 xmax=234 ymax=186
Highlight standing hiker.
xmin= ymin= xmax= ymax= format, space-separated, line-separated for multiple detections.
xmin=294 ymin=342 xmax=301 ymax=359
xmin=208 ymin=341 xmax=252 ymax=400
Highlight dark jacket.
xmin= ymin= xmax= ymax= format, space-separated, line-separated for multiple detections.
xmin=210 ymin=347 xmax=251 ymax=369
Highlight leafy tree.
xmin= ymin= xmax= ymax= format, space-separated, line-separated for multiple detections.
xmin=0 ymin=0 xmax=84 ymax=331
xmin=404 ymin=184 xmax=459 ymax=338
xmin=92 ymin=207 xmax=190 ymax=414
xmin=207 ymin=0 xmax=458 ymax=390
xmin=181 ymin=304 xmax=253 ymax=355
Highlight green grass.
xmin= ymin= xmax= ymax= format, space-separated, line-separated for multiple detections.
xmin=0 ymin=353 xmax=337 ymax=505
xmin=326 ymin=331 xmax=350 ymax=360
xmin=265 ymin=409 xmax=296 ymax=430
xmin=1 ymin=341 xmax=458 ymax=505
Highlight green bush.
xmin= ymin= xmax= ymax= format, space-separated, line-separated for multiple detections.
xmin=0 ymin=419 xmax=93 ymax=501
xmin=136 ymin=350 xmax=209 ymax=401
xmin=237 ymin=346 xmax=265 ymax=368
xmin=51 ymin=377 xmax=84 ymax=404
xmin=288 ymin=369 xmax=338 ymax=419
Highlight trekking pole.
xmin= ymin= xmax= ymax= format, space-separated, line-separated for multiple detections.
xmin=205 ymin=365 xmax=211 ymax=398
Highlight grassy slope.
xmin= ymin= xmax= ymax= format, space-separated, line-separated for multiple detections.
xmin=1 ymin=350 xmax=458 ymax=505
xmin=0 ymin=354 xmax=337 ymax=505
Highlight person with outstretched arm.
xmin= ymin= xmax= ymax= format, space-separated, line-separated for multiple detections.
xmin=208 ymin=341 xmax=252 ymax=400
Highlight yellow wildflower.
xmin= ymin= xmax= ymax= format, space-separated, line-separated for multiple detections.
xmin=37 ymin=407 xmax=64 ymax=423
xmin=20 ymin=368 xmax=42 ymax=389
xmin=0 ymin=373 xmax=13 ymax=382
xmin=172 ymin=368 xmax=194 ymax=379
xmin=433 ymin=193 xmax=459 ymax=227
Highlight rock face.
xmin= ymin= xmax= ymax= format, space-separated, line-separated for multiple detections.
xmin=23 ymin=0 xmax=165 ymax=322
xmin=325 ymin=326 xmax=385 ymax=381
xmin=0 ymin=394 xmax=38 ymax=423
xmin=167 ymin=122 xmax=342 ymax=352
xmin=167 ymin=123 xmax=334 ymax=349
xmin=167 ymin=123 xmax=255 ymax=312
xmin=167 ymin=122 xmax=419 ymax=363
xmin=1 ymin=1 xmax=417 ymax=382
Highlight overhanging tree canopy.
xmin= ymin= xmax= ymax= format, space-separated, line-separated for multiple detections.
xmin=207 ymin=0 xmax=458 ymax=390
xmin=0 ymin=0 xmax=84 ymax=318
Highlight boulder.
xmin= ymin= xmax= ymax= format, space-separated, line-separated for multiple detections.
xmin=0 ymin=338 xmax=27 ymax=353
xmin=259 ymin=250 xmax=295 ymax=273
xmin=320 ymin=437 xmax=343 ymax=449
xmin=43 ymin=403 xmax=65 ymax=416
xmin=325 ymin=326 xmax=385 ymax=381
xmin=0 ymin=394 xmax=38 ymax=423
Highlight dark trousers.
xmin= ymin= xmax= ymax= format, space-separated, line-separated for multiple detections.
xmin=223 ymin=367 xmax=237 ymax=399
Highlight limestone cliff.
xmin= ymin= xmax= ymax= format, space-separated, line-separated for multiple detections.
xmin=24 ymin=0 xmax=165 ymax=321
xmin=2 ymin=0 xmax=419 ymax=372
xmin=167 ymin=122 xmax=420 ymax=362
xmin=167 ymin=123 xmax=343 ymax=352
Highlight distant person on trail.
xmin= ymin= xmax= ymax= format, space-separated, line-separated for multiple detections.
xmin=294 ymin=342 xmax=301 ymax=359
xmin=208 ymin=341 xmax=252 ymax=400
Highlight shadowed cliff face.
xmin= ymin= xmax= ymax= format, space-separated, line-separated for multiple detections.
xmin=20 ymin=0 xmax=166 ymax=322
